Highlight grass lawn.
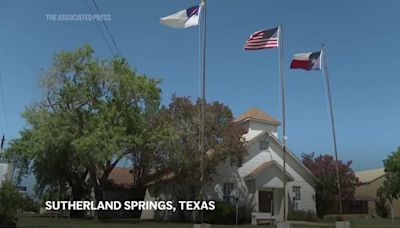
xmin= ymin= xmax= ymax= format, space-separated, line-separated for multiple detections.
xmin=16 ymin=215 xmax=400 ymax=228
xmin=17 ymin=215 xmax=255 ymax=228
xmin=346 ymin=218 xmax=400 ymax=228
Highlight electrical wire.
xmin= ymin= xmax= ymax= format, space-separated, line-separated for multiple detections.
xmin=90 ymin=0 xmax=123 ymax=57
xmin=84 ymin=0 xmax=116 ymax=56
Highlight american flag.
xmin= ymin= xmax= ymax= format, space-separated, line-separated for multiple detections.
xmin=243 ymin=27 xmax=279 ymax=50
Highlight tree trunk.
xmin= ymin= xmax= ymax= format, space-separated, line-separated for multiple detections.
xmin=93 ymin=184 xmax=104 ymax=220
xmin=131 ymin=184 xmax=146 ymax=218
xmin=69 ymin=185 xmax=84 ymax=218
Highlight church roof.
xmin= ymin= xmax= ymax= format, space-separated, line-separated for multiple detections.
xmin=235 ymin=107 xmax=280 ymax=125
xmin=245 ymin=160 xmax=294 ymax=181
xmin=355 ymin=168 xmax=385 ymax=183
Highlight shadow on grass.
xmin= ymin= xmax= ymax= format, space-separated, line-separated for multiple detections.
xmin=18 ymin=214 xmax=400 ymax=228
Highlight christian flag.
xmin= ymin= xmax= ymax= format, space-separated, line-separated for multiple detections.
xmin=290 ymin=51 xmax=322 ymax=70
xmin=160 ymin=6 xmax=200 ymax=29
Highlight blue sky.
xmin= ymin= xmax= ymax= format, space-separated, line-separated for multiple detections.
xmin=0 ymin=0 xmax=399 ymax=175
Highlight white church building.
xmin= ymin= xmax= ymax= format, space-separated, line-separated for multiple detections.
xmin=142 ymin=108 xmax=317 ymax=224
xmin=0 ymin=162 xmax=13 ymax=187
xmin=207 ymin=108 xmax=317 ymax=224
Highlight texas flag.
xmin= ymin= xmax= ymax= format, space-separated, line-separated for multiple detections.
xmin=160 ymin=6 xmax=200 ymax=29
xmin=290 ymin=51 xmax=322 ymax=71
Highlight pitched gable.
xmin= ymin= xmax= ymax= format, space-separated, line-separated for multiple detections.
xmin=242 ymin=129 xmax=318 ymax=186
xmin=235 ymin=107 xmax=280 ymax=125
xmin=355 ymin=168 xmax=385 ymax=184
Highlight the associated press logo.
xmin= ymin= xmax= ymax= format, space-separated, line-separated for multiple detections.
xmin=45 ymin=13 xmax=111 ymax=22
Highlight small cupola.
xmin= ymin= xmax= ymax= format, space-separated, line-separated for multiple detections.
xmin=235 ymin=107 xmax=280 ymax=137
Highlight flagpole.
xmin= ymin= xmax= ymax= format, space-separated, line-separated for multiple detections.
xmin=199 ymin=0 xmax=207 ymax=224
xmin=0 ymin=135 xmax=4 ymax=156
xmin=321 ymin=44 xmax=344 ymax=220
xmin=278 ymin=24 xmax=287 ymax=223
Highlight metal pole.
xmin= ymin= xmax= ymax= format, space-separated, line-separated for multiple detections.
xmin=278 ymin=24 xmax=287 ymax=223
xmin=10 ymin=160 xmax=15 ymax=184
xmin=391 ymin=198 xmax=394 ymax=225
xmin=199 ymin=0 xmax=207 ymax=224
xmin=321 ymin=44 xmax=344 ymax=220
xmin=236 ymin=197 xmax=239 ymax=225
xmin=56 ymin=184 xmax=60 ymax=220
xmin=270 ymin=199 xmax=274 ymax=227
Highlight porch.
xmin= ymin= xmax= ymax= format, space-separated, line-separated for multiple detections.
xmin=251 ymin=187 xmax=285 ymax=225
xmin=244 ymin=160 xmax=294 ymax=225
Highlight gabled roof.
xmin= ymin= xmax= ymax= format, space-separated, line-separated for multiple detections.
xmin=245 ymin=160 xmax=294 ymax=181
xmin=235 ymin=107 xmax=280 ymax=125
xmin=267 ymin=132 xmax=319 ymax=183
xmin=355 ymin=168 xmax=385 ymax=183
xmin=244 ymin=129 xmax=319 ymax=184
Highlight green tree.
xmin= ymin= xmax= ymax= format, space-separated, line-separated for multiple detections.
xmin=6 ymin=45 xmax=161 ymax=215
xmin=377 ymin=147 xmax=400 ymax=217
xmin=302 ymin=152 xmax=360 ymax=218
xmin=127 ymin=109 xmax=173 ymax=200
xmin=153 ymin=96 xmax=246 ymax=221
xmin=0 ymin=181 xmax=23 ymax=225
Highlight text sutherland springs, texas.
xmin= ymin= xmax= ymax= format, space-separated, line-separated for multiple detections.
xmin=45 ymin=201 xmax=216 ymax=212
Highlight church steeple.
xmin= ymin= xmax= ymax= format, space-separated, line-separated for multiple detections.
xmin=235 ymin=107 xmax=280 ymax=137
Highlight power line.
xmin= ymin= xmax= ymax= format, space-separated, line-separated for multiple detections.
xmin=0 ymin=72 xmax=9 ymax=136
xmin=90 ymin=0 xmax=123 ymax=57
xmin=83 ymin=0 xmax=116 ymax=56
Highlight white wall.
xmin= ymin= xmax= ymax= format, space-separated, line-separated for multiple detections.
xmin=248 ymin=121 xmax=278 ymax=138
xmin=0 ymin=163 xmax=9 ymax=187
xmin=207 ymin=161 xmax=257 ymax=210
xmin=287 ymin=181 xmax=316 ymax=212
xmin=268 ymin=139 xmax=316 ymax=212
xmin=209 ymin=120 xmax=316 ymax=214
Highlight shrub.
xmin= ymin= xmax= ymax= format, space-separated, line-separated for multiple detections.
xmin=237 ymin=206 xmax=251 ymax=224
xmin=206 ymin=201 xmax=236 ymax=224
xmin=22 ymin=195 xmax=40 ymax=213
xmin=288 ymin=209 xmax=318 ymax=222
xmin=0 ymin=181 xmax=23 ymax=225
xmin=335 ymin=215 xmax=343 ymax=221
xmin=375 ymin=197 xmax=389 ymax=218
